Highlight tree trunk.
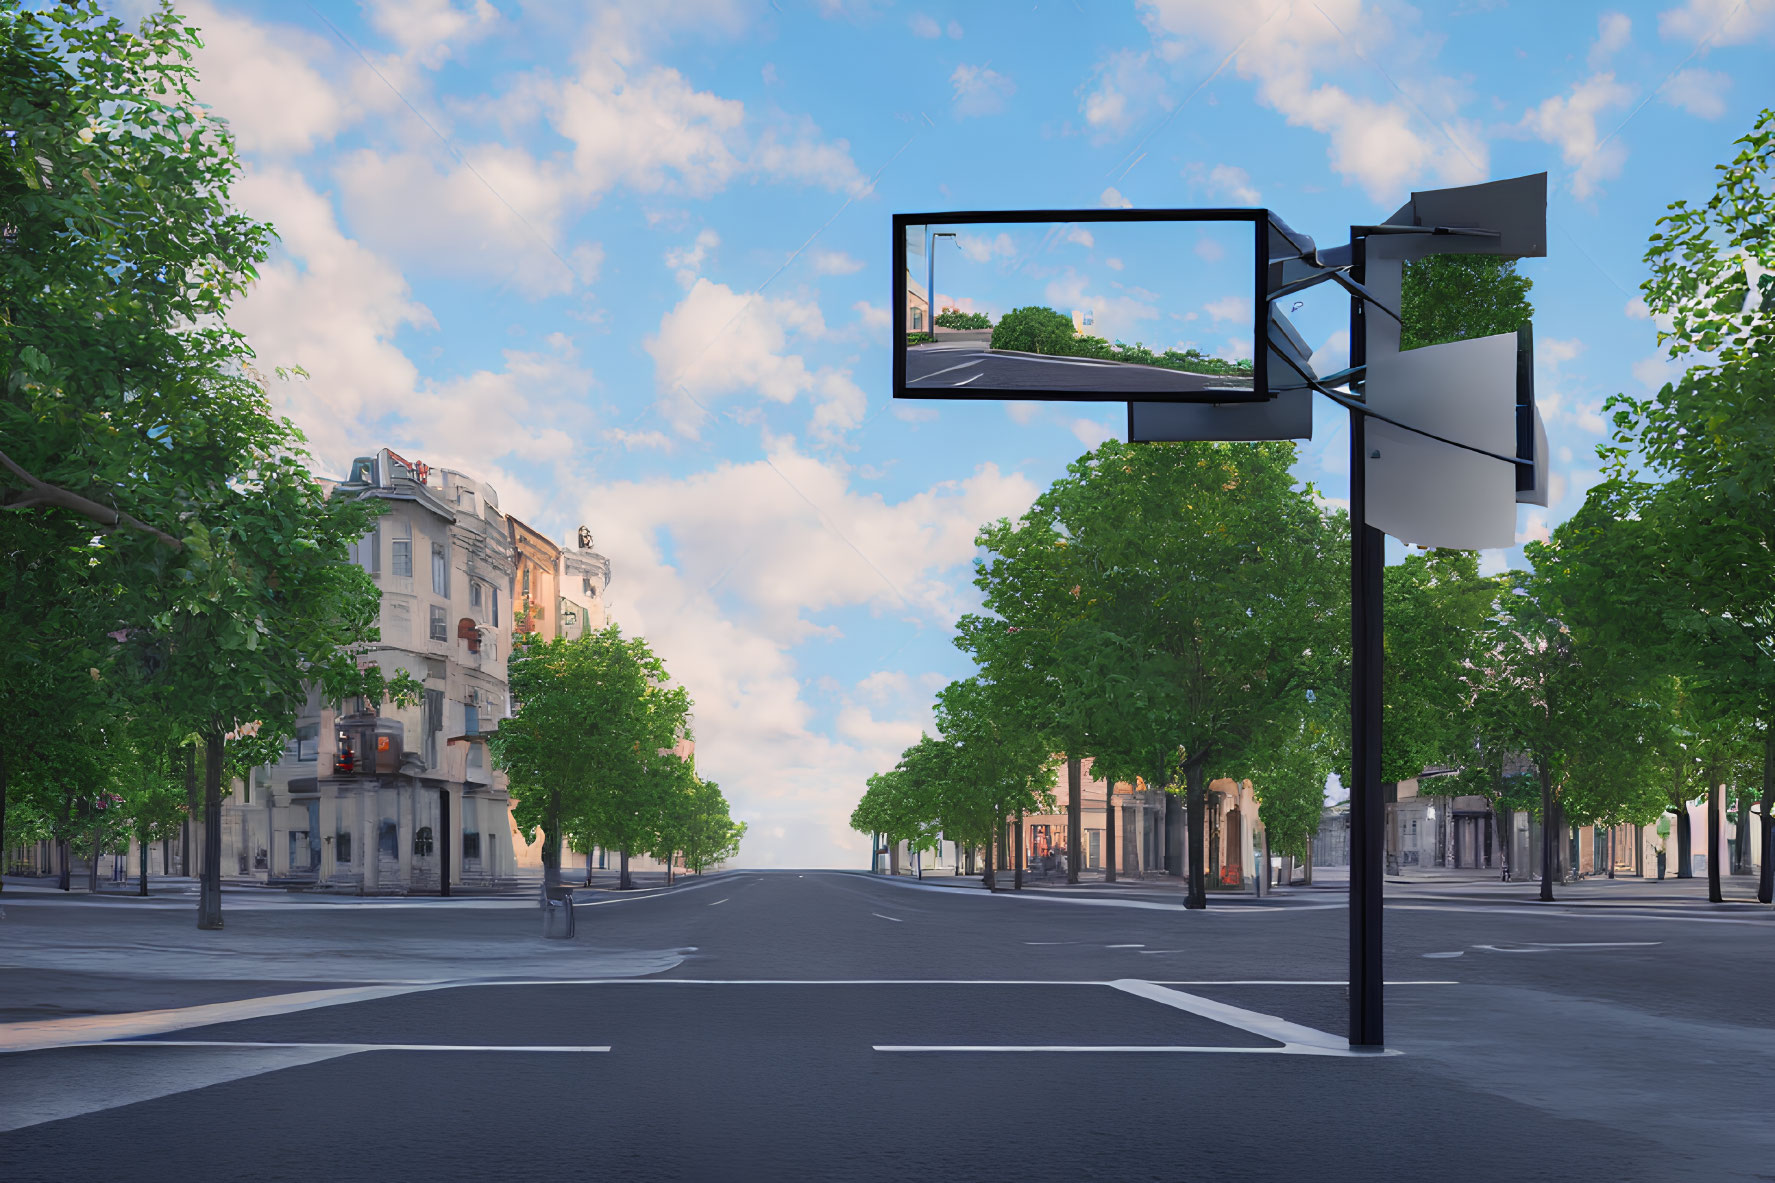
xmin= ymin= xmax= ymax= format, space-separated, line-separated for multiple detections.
xmin=139 ymin=831 xmax=149 ymax=896
xmin=541 ymin=790 xmax=562 ymax=891
xmin=1497 ymin=805 xmax=1511 ymax=881
xmin=182 ymin=746 xmax=197 ymax=877
xmin=197 ymin=729 xmax=224 ymax=929
xmin=1761 ymin=725 xmax=1774 ymax=904
xmin=1104 ymin=788 xmax=1117 ymax=884
xmin=888 ymin=838 xmax=900 ymax=877
xmin=1708 ymin=775 xmax=1723 ymax=903
xmin=58 ymin=787 xmax=73 ymax=891
xmin=983 ymin=817 xmax=996 ymax=891
xmin=1606 ymin=824 xmax=1615 ymax=880
xmin=1303 ymin=843 xmax=1313 ymax=886
xmin=88 ymin=810 xmax=100 ymax=894
xmin=1066 ymin=757 xmax=1082 ymax=885
xmin=667 ymin=855 xmax=675 ymax=886
xmin=619 ymin=848 xmax=632 ymax=891
xmin=1539 ymin=765 xmax=1555 ymax=902
xmin=1164 ymin=768 xmax=1184 ymax=877
xmin=1733 ymin=790 xmax=1749 ymax=874
xmin=1185 ymin=760 xmax=1207 ymax=910
xmin=1676 ymin=806 xmax=1693 ymax=879
xmin=0 ymin=744 xmax=7 ymax=894
xmin=1013 ymin=810 xmax=1024 ymax=891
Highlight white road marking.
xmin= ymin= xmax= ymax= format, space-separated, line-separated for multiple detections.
xmin=709 ymin=898 xmax=729 ymax=906
xmin=906 ymin=359 xmax=983 ymax=384
xmin=872 ymin=913 xmax=903 ymax=922
xmin=0 ymin=983 xmax=450 ymax=1055
xmin=97 ymin=1040 xmax=609 ymax=1052
xmin=1106 ymin=944 xmax=1145 ymax=948
xmin=1422 ymin=952 xmax=1465 ymax=958
xmin=875 ymin=1045 xmax=1341 ymax=1054
xmin=951 ymin=373 xmax=982 ymax=386
xmin=1110 ymin=979 xmax=1396 ymax=1057
xmin=1473 ymin=940 xmax=1662 ymax=953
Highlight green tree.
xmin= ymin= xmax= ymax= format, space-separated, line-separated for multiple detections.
xmin=988 ymin=306 xmax=1076 ymax=355
xmin=934 ymin=678 xmax=1056 ymax=889
xmin=1398 ymin=254 xmax=1534 ymax=350
xmin=961 ymin=440 xmax=1345 ymax=907
xmin=1604 ymin=108 xmax=1775 ymax=900
xmin=669 ymin=775 xmax=745 ymax=875
xmin=492 ymin=625 xmax=691 ymax=892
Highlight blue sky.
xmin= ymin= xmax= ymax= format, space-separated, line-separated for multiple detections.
xmin=130 ymin=0 xmax=1773 ymax=865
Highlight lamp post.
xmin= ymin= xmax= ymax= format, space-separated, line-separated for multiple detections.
xmin=927 ymin=231 xmax=957 ymax=339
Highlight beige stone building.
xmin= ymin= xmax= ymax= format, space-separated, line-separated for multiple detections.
xmin=123 ymin=448 xmax=523 ymax=893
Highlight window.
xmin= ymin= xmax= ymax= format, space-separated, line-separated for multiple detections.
xmin=336 ymin=831 xmax=352 ymax=863
xmin=292 ymin=723 xmax=319 ymax=762
xmin=413 ymin=826 xmax=434 ymax=856
xmin=392 ymin=523 xmax=413 ymax=578
xmin=911 ymin=307 xmax=923 ymax=331
xmin=429 ymin=605 xmax=447 ymax=641
xmin=464 ymin=703 xmax=480 ymax=736
xmin=462 ymin=832 xmax=481 ymax=859
xmin=432 ymin=542 xmax=449 ymax=595
xmin=379 ymin=819 xmax=398 ymax=859
xmin=492 ymin=587 xmax=500 ymax=627
xmin=347 ymin=525 xmax=379 ymax=575
xmin=470 ymin=581 xmax=482 ymax=608
xmin=522 ymin=565 xmax=530 ymax=597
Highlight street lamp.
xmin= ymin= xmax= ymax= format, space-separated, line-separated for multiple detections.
xmin=928 ymin=231 xmax=957 ymax=339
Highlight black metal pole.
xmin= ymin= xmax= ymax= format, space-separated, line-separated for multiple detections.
xmin=1349 ymin=232 xmax=1385 ymax=1049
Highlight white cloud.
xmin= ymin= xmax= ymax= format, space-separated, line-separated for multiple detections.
xmin=666 ymin=228 xmax=721 ymax=287
xmin=1140 ymin=0 xmax=1489 ymax=200
xmin=1662 ymin=68 xmax=1732 ymax=118
xmin=1207 ymin=162 xmax=1261 ymax=204
xmin=1478 ymin=550 xmax=1508 ymax=576
xmin=604 ymin=427 xmax=674 ymax=450
xmin=947 ymin=20 xmax=965 ymax=38
xmin=910 ymin=12 xmax=942 ymax=37
xmin=1100 ymin=186 xmax=1134 ymax=209
xmin=1218 ymin=337 xmax=1254 ymax=362
xmin=1632 ymin=351 xmax=1684 ymax=391
xmin=1105 ymin=258 xmax=1124 ymax=271
xmin=647 ymin=279 xmax=827 ymax=432
xmin=575 ymin=448 xmax=1040 ymax=864
xmin=1205 ymin=295 xmax=1253 ymax=323
xmin=811 ymin=250 xmax=866 ymax=275
xmin=957 ymin=232 xmax=1016 ymax=263
xmin=1658 ymin=0 xmax=1775 ymax=45
xmin=1064 ymin=224 xmax=1095 ymax=248
xmin=1080 ymin=49 xmax=1169 ymax=139
xmin=951 ymin=63 xmax=1016 ymax=118
xmin=1005 ymin=401 xmax=1042 ymax=425
xmin=181 ymin=1 xmax=359 ymax=156
xmin=853 ymin=301 xmax=892 ymax=330
xmin=1539 ymin=337 xmax=1585 ymax=367
xmin=365 ymin=0 xmax=499 ymax=69
xmin=1589 ymin=12 xmax=1633 ymax=67
xmin=332 ymin=145 xmax=588 ymax=298
xmin=1070 ymin=418 xmax=1120 ymax=448
xmin=1315 ymin=328 xmax=1350 ymax=376
xmin=1575 ymin=400 xmax=1607 ymax=434
xmin=1517 ymin=511 xmax=1552 ymax=546
xmin=1624 ymin=295 xmax=1650 ymax=319
xmin=1520 ymin=72 xmax=1635 ymax=198
xmin=1195 ymin=236 xmax=1226 ymax=263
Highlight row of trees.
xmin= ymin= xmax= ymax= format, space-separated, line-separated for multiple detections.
xmin=987 ymin=306 xmax=1255 ymax=378
xmin=489 ymin=626 xmax=744 ymax=890
xmin=861 ymin=108 xmax=1775 ymax=905
xmin=2 ymin=4 xmax=412 ymax=925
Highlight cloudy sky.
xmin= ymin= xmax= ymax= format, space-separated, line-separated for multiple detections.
xmin=122 ymin=0 xmax=1771 ymax=866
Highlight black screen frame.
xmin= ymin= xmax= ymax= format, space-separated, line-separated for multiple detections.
xmin=892 ymin=208 xmax=1269 ymax=404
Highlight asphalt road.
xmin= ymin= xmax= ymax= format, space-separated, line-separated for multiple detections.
xmin=905 ymin=340 xmax=1256 ymax=397
xmin=3 ymin=872 xmax=1773 ymax=1182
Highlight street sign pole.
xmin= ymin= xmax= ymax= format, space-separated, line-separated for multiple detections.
xmin=1347 ymin=231 xmax=1385 ymax=1049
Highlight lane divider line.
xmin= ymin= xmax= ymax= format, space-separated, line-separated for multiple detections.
xmin=98 ymin=1040 xmax=609 ymax=1053
xmin=872 ymin=913 xmax=903 ymax=922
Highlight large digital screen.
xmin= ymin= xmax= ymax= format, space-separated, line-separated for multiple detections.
xmin=892 ymin=209 xmax=1267 ymax=403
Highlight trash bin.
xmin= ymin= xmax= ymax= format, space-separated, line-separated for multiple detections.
xmin=541 ymin=883 xmax=575 ymax=939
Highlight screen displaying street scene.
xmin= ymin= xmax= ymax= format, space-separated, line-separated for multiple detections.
xmin=896 ymin=213 xmax=1264 ymax=402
